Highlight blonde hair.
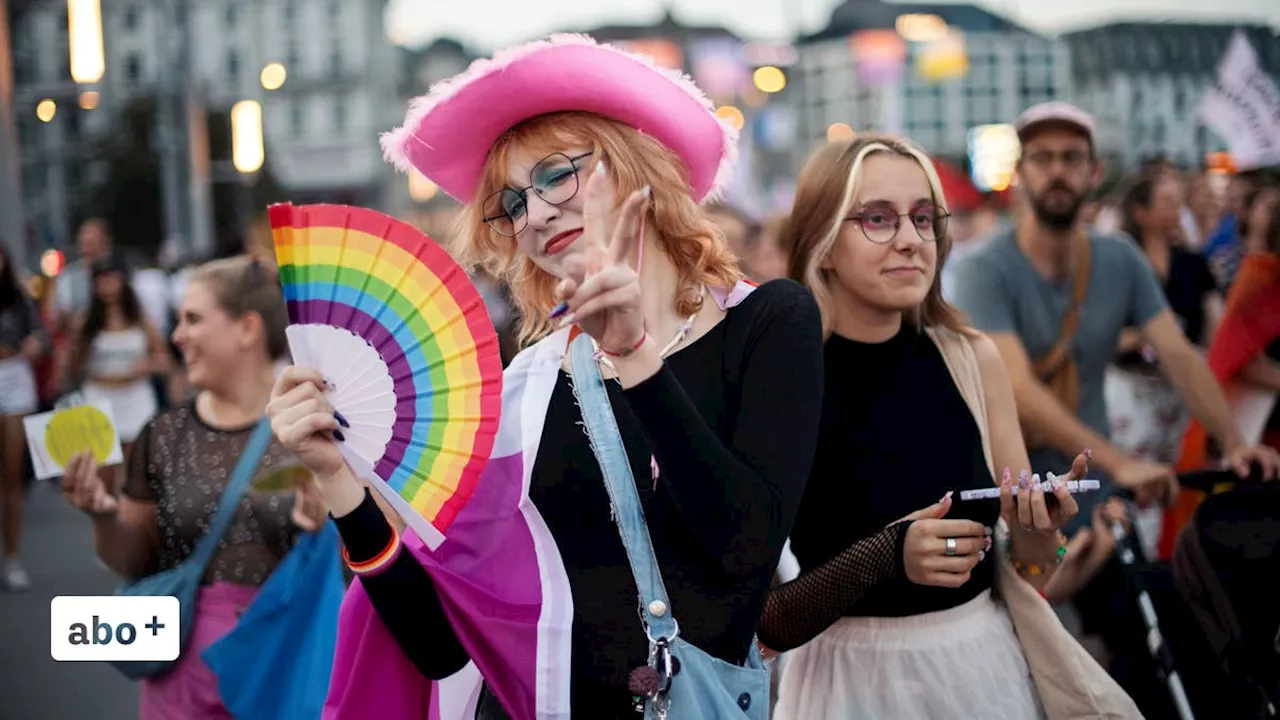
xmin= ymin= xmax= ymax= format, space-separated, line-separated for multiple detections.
xmin=782 ymin=134 xmax=968 ymax=337
xmin=453 ymin=111 xmax=742 ymax=345
xmin=190 ymin=255 xmax=289 ymax=360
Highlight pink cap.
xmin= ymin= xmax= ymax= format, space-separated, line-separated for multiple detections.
xmin=1014 ymin=101 xmax=1096 ymax=145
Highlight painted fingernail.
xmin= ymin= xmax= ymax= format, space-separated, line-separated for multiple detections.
xmin=1084 ymin=447 xmax=1093 ymax=461
xmin=941 ymin=490 xmax=953 ymax=503
xmin=984 ymin=526 xmax=993 ymax=536
xmin=333 ymin=429 xmax=346 ymax=442
xmin=556 ymin=312 xmax=576 ymax=329
xmin=1002 ymin=467 xmax=1012 ymax=485
xmin=1019 ymin=469 xmax=1030 ymax=489
xmin=1032 ymin=473 xmax=1043 ymax=491
xmin=640 ymin=185 xmax=651 ymax=199
xmin=978 ymin=550 xmax=986 ymax=562
xmin=334 ymin=411 xmax=350 ymax=428
xmin=549 ymin=301 xmax=570 ymax=319
xmin=984 ymin=537 xmax=993 ymax=552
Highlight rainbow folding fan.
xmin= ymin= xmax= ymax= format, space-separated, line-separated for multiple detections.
xmin=269 ymin=203 xmax=503 ymax=549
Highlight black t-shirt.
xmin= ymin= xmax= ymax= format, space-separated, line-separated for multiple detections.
xmin=1117 ymin=246 xmax=1218 ymax=367
xmin=789 ymin=326 xmax=1000 ymax=618
xmin=334 ymin=279 xmax=824 ymax=718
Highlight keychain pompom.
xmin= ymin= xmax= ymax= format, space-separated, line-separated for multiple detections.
xmin=628 ymin=665 xmax=661 ymax=696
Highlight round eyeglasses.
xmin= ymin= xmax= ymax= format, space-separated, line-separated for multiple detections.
xmin=845 ymin=205 xmax=950 ymax=245
xmin=482 ymin=151 xmax=595 ymax=238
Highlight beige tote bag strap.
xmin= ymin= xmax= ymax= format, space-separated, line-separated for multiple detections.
xmin=925 ymin=326 xmax=1144 ymax=719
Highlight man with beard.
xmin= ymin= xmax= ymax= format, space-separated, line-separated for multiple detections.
xmin=951 ymin=102 xmax=1280 ymax=714
xmin=953 ymin=101 xmax=1276 ymax=522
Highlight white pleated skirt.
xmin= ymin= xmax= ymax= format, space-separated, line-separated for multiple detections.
xmin=773 ymin=590 xmax=1046 ymax=720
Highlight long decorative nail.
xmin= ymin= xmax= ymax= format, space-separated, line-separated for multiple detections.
xmin=984 ymin=537 xmax=993 ymax=552
xmin=1002 ymin=467 xmax=1012 ymax=486
xmin=549 ymin=301 xmax=570 ymax=319
xmin=556 ymin=312 xmax=576 ymax=329
xmin=1019 ymin=469 xmax=1030 ymax=490
xmin=333 ymin=429 xmax=346 ymax=442
xmin=941 ymin=490 xmax=953 ymax=503
xmin=984 ymin=526 xmax=993 ymax=536
xmin=1032 ymin=473 xmax=1043 ymax=492
xmin=334 ymin=411 xmax=350 ymax=429
xmin=1084 ymin=448 xmax=1093 ymax=461
xmin=978 ymin=550 xmax=986 ymax=562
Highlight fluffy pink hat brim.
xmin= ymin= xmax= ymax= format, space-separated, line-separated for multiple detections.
xmin=381 ymin=33 xmax=739 ymax=205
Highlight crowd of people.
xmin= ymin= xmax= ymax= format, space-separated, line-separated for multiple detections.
xmin=0 ymin=32 xmax=1277 ymax=720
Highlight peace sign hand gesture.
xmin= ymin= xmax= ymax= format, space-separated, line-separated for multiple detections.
xmin=553 ymin=161 xmax=651 ymax=356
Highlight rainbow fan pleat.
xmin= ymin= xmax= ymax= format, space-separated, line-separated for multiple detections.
xmin=269 ymin=203 xmax=503 ymax=537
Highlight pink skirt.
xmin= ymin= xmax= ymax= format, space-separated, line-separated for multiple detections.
xmin=139 ymin=581 xmax=258 ymax=720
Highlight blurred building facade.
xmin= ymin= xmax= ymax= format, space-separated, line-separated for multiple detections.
xmin=10 ymin=0 xmax=396 ymax=255
xmin=1063 ymin=22 xmax=1280 ymax=168
xmin=790 ymin=1 xmax=1071 ymax=165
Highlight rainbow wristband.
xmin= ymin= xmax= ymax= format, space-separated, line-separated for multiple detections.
xmin=343 ymin=528 xmax=402 ymax=576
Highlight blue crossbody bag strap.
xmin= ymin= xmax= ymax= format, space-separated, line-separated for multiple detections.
xmin=568 ymin=335 xmax=677 ymax=641
xmin=189 ymin=418 xmax=276 ymax=570
xmin=568 ymin=335 xmax=770 ymax=719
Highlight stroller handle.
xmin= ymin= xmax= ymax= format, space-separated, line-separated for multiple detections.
xmin=1176 ymin=463 xmax=1269 ymax=494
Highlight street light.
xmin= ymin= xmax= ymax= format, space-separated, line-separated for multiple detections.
xmin=36 ymin=99 xmax=57 ymax=123
xmin=260 ymin=62 xmax=287 ymax=91
xmin=827 ymin=123 xmax=855 ymax=142
xmin=715 ymin=106 xmax=745 ymax=131
xmin=752 ymin=66 xmax=786 ymax=94
xmin=230 ymin=100 xmax=264 ymax=173
xmin=408 ymin=170 xmax=438 ymax=202
xmin=895 ymin=14 xmax=948 ymax=43
xmin=67 ymin=0 xmax=105 ymax=84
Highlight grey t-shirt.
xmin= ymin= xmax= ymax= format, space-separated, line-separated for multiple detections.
xmin=949 ymin=227 xmax=1168 ymax=524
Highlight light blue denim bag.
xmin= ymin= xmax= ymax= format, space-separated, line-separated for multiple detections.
xmin=568 ymin=335 xmax=770 ymax=720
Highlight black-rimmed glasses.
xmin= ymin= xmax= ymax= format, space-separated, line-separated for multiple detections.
xmin=482 ymin=151 xmax=596 ymax=238
xmin=845 ymin=206 xmax=950 ymax=244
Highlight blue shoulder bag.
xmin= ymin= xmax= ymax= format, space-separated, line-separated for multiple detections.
xmin=568 ymin=335 xmax=770 ymax=720
xmin=110 ymin=417 xmax=275 ymax=680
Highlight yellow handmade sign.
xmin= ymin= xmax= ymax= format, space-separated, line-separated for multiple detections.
xmin=23 ymin=402 xmax=124 ymax=480
xmin=45 ymin=405 xmax=117 ymax=466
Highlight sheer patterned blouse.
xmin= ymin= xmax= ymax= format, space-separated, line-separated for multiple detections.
xmin=121 ymin=401 xmax=302 ymax=586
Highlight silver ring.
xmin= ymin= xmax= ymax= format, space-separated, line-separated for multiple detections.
xmin=945 ymin=537 xmax=958 ymax=556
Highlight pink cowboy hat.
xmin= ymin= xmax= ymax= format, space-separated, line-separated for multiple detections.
xmin=380 ymin=34 xmax=739 ymax=205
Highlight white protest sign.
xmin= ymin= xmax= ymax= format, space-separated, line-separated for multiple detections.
xmin=1198 ymin=31 xmax=1280 ymax=170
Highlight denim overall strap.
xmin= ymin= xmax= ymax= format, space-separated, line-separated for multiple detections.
xmin=568 ymin=335 xmax=679 ymax=644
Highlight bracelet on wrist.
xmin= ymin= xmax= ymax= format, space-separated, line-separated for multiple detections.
xmin=599 ymin=333 xmax=648 ymax=358
xmin=342 ymin=526 xmax=402 ymax=576
xmin=1008 ymin=532 xmax=1067 ymax=577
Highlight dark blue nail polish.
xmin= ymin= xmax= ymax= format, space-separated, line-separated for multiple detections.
xmin=549 ymin=301 xmax=570 ymax=319
xmin=333 ymin=429 xmax=346 ymax=442
xmin=334 ymin=411 xmax=350 ymax=428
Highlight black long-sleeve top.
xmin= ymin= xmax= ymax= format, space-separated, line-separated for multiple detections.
xmin=758 ymin=326 xmax=1000 ymax=653
xmin=334 ymin=279 xmax=824 ymax=719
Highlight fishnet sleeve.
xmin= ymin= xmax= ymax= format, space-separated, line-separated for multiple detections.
xmin=758 ymin=521 xmax=910 ymax=652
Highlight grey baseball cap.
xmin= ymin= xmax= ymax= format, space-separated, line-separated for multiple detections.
xmin=1015 ymin=101 xmax=1096 ymax=146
